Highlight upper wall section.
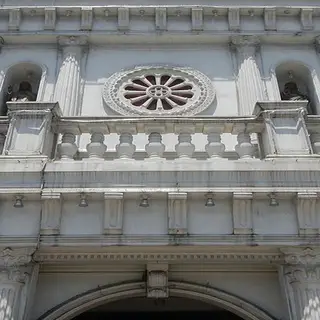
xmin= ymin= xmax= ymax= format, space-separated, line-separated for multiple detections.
xmin=1 ymin=0 xmax=320 ymax=6
xmin=0 ymin=4 xmax=320 ymax=45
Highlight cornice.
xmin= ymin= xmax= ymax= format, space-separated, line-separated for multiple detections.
xmin=0 ymin=6 xmax=318 ymax=46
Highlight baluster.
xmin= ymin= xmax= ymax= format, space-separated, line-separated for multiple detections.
xmin=86 ymin=132 xmax=107 ymax=160
xmin=116 ymin=132 xmax=136 ymax=160
xmin=145 ymin=132 xmax=165 ymax=159
xmin=235 ymin=132 xmax=255 ymax=159
xmin=0 ymin=133 xmax=6 ymax=155
xmin=115 ymin=125 xmax=137 ymax=160
xmin=58 ymin=132 xmax=78 ymax=160
xmin=204 ymin=125 xmax=225 ymax=159
xmin=175 ymin=126 xmax=195 ymax=159
xmin=310 ymin=133 xmax=320 ymax=154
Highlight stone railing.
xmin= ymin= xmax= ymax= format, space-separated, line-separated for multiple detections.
xmin=54 ymin=116 xmax=264 ymax=161
xmin=1 ymin=100 xmax=320 ymax=161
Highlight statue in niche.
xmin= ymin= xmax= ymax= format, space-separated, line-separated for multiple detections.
xmin=6 ymin=81 xmax=36 ymax=102
xmin=281 ymin=81 xmax=310 ymax=102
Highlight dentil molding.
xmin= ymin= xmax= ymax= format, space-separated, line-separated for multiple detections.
xmin=34 ymin=251 xmax=283 ymax=264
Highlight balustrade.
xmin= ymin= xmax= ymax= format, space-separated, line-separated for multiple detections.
xmin=0 ymin=101 xmax=318 ymax=161
xmin=54 ymin=117 xmax=264 ymax=161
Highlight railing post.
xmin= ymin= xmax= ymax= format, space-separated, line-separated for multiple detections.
xmin=174 ymin=124 xmax=195 ymax=160
xmin=115 ymin=124 xmax=137 ymax=160
xmin=145 ymin=125 xmax=166 ymax=160
xmin=254 ymin=101 xmax=313 ymax=158
xmin=204 ymin=124 xmax=225 ymax=159
xmin=3 ymin=102 xmax=61 ymax=157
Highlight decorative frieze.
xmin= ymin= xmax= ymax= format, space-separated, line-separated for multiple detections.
xmin=40 ymin=192 xmax=62 ymax=235
xmin=296 ymin=193 xmax=319 ymax=235
xmin=103 ymin=193 xmax=124 ymax=235
xmin=8 ymin=8 xmax=21 ymax=31
xmin=118 ymin=7 xmax=130 ymax=30
xmin=35 ymin=251 xmax=283 ymax=264
xmin=146 ymin=263 xmax=169 ymax=299
xmin=191 ymin=8 xmax=203 ymax=31
xmin=232 ymin=192 xmax=253 ymax=235
xmin=81 ymin=7 xmax=93 ymax=31
xmin=168 ymin=192 xmax=188 ymax=235
xmin=44 ymin=7 xmax=56 ymax=30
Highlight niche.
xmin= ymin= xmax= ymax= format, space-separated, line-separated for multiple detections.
xmin=0 ymin=63 xmax=43 ymax=116
xmin=275 ymin=62 xmax=317 ymax=114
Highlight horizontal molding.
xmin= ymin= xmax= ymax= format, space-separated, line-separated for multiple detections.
xmin=0 ymin=5 xmax=318 ymax=44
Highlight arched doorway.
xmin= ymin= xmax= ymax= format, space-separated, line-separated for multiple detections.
xmin=38 ymin=281 xmax=275 ymax=320
xmin=74 ymin=297 xmax=242 ymax=320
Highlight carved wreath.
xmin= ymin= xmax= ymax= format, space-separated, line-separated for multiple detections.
xmin=102 ymin=66 xmax=215 ymax=116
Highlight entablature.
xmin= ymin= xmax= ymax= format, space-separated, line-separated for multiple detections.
xmin=0 ymin=5 xmax=320 ymax=45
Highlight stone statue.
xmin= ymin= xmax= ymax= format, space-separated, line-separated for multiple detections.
xmin=6 ymin=81 xmax=37 ymax=102
xmin=281 ymin=81 xmax=309 ymax=102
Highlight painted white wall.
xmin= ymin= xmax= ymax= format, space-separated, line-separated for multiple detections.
xmin=0 ymin=197 xmax=312 ymax=237
xmin=31 ymin=270 xmax=287 ymax=320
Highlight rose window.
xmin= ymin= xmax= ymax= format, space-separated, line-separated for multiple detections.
xmin=103 ymin=66 xmax=215 ymax=116
xmin=123 ymin=75 xmax=194 ymax=111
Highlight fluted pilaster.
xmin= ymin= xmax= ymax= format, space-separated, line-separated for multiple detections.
xmin=231 ymin=36 xmax=266 ymax=116
xmin=54 ymin=36 xmax=88 ymax=116
xmin=280 ymin=247 xmax=320 ymax=320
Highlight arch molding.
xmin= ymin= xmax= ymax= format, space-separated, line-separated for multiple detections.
xmin=38 ymin=281 xmax=276 ymax=320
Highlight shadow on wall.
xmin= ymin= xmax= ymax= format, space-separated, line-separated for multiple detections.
xmin=276 ymin=61 xmax=318 ymax=114
xmin=0 ymin=62 xmax=43 ymax=115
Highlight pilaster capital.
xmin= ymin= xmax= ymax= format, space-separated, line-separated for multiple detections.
xmin=0 ymin=268 xmax=28 ymax=283
xmin=0 ymin=247 xmax=35 ymax=268
xmin=57 ymin=35 xmax=88 ymax=48
xmin=230 ymin=35 xmax=260 ymax=53
xmin=280 ymin=247 xmax=320 ymax=266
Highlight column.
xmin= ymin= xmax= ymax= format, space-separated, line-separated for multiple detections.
xmin=54 ymin=36 xmax=88 ymax=116
xmin=0 ymin=247 xmax=38 ymax=320
xmin=231 ymin=35 xmax=266 ymax=116
xmin=280 ymin=247 xmax=320 ymax=320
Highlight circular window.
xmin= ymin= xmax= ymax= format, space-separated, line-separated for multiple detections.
xmin=103 ymin=66 xmax=215 ymax=116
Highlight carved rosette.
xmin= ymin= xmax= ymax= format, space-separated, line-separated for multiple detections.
xmin=103 ymin=66 xmax=215 ymax=116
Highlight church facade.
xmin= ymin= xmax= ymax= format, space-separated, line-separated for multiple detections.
xmin=0 ymin=1 xmax=320 ymax=320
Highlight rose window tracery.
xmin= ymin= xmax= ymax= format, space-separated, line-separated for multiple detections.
xmin=103 ymin=66 xmax=215 ymax=116
xmin=123 ymin=75 xmax=194 ymax=111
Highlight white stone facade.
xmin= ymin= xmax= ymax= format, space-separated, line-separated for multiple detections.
xmin=0 ymin=1 xmax=319 ymax=320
